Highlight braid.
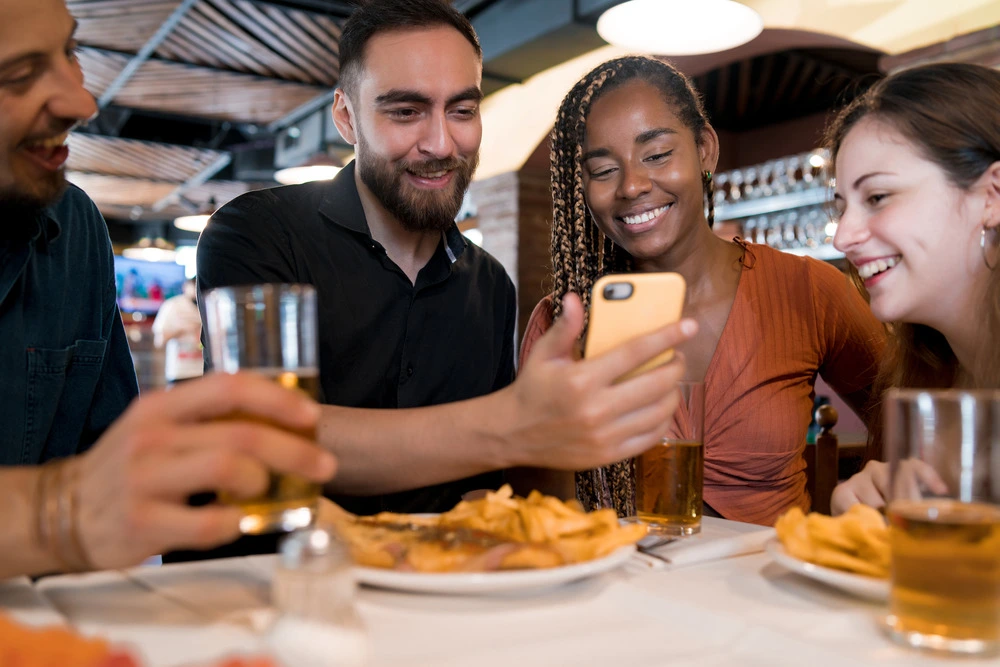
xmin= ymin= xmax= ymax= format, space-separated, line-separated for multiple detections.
xmin=548 ymin=55 xmax=712 ymax=516
xmin=703 ymin=170 xmax=715 ymax=228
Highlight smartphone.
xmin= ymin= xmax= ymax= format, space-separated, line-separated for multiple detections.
xmin=584 ymin=272 xmax=687 ymax=382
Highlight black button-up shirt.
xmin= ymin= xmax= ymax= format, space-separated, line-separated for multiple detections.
xmin=0 ymin=185 xmax=139 ymax=466
xmin=197 ymin=161 xmax=516 ymax=515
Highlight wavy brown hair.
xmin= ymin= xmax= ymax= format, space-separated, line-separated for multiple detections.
xmin=824 ymin=63 xmax=1000 ymax=457
xmin=548 ymin=55 xmax=715 ymax=513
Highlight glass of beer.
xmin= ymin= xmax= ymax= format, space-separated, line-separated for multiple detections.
xmin=634 ymin=381 xmax=705 ymax=536
xmin=202 ymin=284 xmax=322 ymax=535
xmin=882 ymin=389 xmax=1000 ymax=657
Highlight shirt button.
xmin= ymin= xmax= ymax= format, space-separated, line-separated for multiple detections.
xmin=406 ymin=365 xmax=414 ymax=377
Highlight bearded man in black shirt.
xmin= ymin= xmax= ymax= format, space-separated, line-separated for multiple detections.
xmin=196 ymin=0 xmax=695 ymax=531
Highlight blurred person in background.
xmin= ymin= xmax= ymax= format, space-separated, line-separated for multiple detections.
xmin=518 ymin=56 xmax=886 ymax=525
xmin=827 ymin=63 xmax=1000 ymax=514
xmin=152 ymin=278 xmax=204 ymax=384
xmin=0 ymin=0 xmax=336 ymax=579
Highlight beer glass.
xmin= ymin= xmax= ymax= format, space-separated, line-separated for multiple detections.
xmin=202 ymin=284 xmax=322 ymax=535
xmin=634 ymin=381 xmax=705 ymax=536
xmin=882 ymin=389 xmax=1000 ymax=656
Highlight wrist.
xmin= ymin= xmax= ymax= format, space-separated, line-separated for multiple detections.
xmin=475 ymin=386 xmax=523 ymax=470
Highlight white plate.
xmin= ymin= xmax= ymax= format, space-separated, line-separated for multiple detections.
xmin=354 ymin=545 xmax=635 ymax=595
xmin=765 ymin=538 xmax=889 ymax=602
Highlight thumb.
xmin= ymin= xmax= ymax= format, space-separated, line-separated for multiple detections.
xmin=529 ymin=292 xmax=585 ymax=363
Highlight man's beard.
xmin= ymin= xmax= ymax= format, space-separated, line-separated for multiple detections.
xmin=356 ymin=133 xmax=478 ymax=233
xmin=0 ymin=169 xmax=68 ymax=217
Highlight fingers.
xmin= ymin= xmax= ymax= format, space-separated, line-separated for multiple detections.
xmin=163 ymin=421 xmax=337 ymax=485
xmin=586 ymin=319 xmax=698 ymax=385
xmin=526 ymin=293 xmax=585 ymax=364
xmin=146 ymin=503 xmax=245 ymax=552
xmin=136 ymin=372 xmax=321 ymax=432
xmin=830 ymin=485 xmax=857 ymax=516
xmin=138 ymin=446 xmax=271 ymax=501
xmin=910 ymin=460 xmax=949 ymax=495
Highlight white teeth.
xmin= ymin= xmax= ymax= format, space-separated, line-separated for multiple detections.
xmin=857 ymin=256 xmax=900 ymax=280
xmin=413 ymin=170 xmax=447 ymax=179
xmin=28 ymin=132 xmax=69 ymax=149
xmin=622 ymin=205 xmax=670 ymax=225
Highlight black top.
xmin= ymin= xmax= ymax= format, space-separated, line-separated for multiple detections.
xmin=0 ymin=185 xmax=139 ymax=466
xmin=196 ymin=162 xmax=516 ymax=515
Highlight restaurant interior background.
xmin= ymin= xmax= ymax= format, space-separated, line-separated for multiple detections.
xmin=69 ymin=0 xmax=1000 ymax=442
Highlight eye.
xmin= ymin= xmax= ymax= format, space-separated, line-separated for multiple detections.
xmin=66 ymin=40 xmax=80 ymax=61
xmin=451 ymin=106 xmax=478 ymax=119
xmin=644 ymin=150 xmax=673 ymax=162
xmin=388 ymin=108 xmax=420 ymax=120
xmin=867 ymin=193 xmax=888 ymax=206
xmin=588 ymin=166 xmax=617 ymax=180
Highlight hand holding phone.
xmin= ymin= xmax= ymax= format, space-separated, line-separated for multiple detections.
xmin=584 ymin=273 xmax=687 ymax=382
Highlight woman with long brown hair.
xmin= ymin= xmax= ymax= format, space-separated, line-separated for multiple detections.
xmin=828 ymin=62 xmax=1000 ymax=513
xmin=520 ymin=56 xmax=885 ymax=526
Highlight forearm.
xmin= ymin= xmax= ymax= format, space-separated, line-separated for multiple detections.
xmin=0 ymin=467 xmax=63 ymax=579
xmin=318 ymin=390 xmax=518 ymax=495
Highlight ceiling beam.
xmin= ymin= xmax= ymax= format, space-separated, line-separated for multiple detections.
xmin=97 ymin=0 xmax=201 ymax=108
xmin=267 ymin=88 xmax=336 ymax=133
xmin=151 ymin=153 xmax=233 ymax=212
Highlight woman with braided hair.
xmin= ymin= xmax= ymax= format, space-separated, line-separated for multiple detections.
xmin=519 ymin=56 xmax=886 ymax=526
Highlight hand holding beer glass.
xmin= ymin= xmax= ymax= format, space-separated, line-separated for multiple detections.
xmin=202 ymin=284 xmax=323 ymax=535
xmin=634 ymin=381 xmax=705 ymax=536
xmin=882 ymin=389 xmax=1000 ymax=656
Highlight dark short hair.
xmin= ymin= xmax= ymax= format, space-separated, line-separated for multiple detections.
xmin=338 ymin=0 xmax=482 ymax=95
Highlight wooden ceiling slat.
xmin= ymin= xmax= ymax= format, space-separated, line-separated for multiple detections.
xmin=168 ymin=17 xmax=264 ymax=74
xmin=220 ymin=0 xmax=329 ymax=84
xmin=175 ymin=2 xmax=314 ymax=81
xmin=69 ymin=0 xmax=181 ymax=53
xmin=67 ymin=134 xmax=225 ymax=183
xmin=157 ymin=33 xmax=230 ymax=71
xmin=258 ymin=5 xmax=337 ymax=78
xmin=290 ymin=10 xmax=341 ymax=64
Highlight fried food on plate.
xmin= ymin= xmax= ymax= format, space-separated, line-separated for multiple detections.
xmin=775 ymin=504 xmax=890 ymax=578
xmin=325 ymin=485 xmax=646 ymax=573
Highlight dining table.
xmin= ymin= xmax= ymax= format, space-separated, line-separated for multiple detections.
xmin=0 ymin=517 xmax=983 ymax=667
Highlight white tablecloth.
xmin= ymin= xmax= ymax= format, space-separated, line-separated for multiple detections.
xmin=0 ymin=518 xmax=980 ymax=667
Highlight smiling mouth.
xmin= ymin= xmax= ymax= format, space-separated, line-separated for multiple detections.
xmin=25 ymin=132 xmax=70 ymax=151
xmin=856 ymin=255 xmax=901 ymax=280
xmin=619 ymin=204 xmax=671 ymax=226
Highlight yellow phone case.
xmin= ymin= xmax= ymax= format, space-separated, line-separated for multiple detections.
xmin=584 ymin=272 xmax=687 ymax=382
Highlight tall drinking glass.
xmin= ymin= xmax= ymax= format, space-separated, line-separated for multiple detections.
xmin=882 ymin=389 xmax=1000 ymax=657
xmin=202 ymin=284 xmax=322 ymax=535
xmin=634 ymin=381 xmax=705 ymax=536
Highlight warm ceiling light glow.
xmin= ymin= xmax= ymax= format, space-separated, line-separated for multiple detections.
xmin=173 ymin=213 xmax=211 ymax=233
xmin=122 ymin=239 xmax=177 ymax=263
xmin=597 ymin=0 xmax=763 ymax=55
xmin=274 ymin=164 xmax=341 ymax=185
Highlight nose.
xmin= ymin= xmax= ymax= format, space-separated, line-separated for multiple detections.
xmin=832 ymin=203 xmax=870 ymax=253
xmin=618 ymin=162 xmax=652 ymax=200
xmin=417 ymin=110 xmax=457 ymax=160
xmin=48 ymin=56 xmax=98 ymax=126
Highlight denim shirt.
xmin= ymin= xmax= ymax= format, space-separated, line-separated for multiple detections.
xmin=0 ymin=185 xmax=139 ymax=465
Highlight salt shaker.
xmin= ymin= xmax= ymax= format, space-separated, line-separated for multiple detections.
xmin=267 ymin=526 xmax=368 ymax=667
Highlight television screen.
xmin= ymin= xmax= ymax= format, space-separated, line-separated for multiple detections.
xmin=113 ymin=255 xmax=187 ymax=314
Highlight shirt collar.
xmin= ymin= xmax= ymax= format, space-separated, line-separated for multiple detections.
xmin=318 ymin=160 xmax=467 ymax=263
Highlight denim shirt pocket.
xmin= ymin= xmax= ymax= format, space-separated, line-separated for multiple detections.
xmin=22 ymin=339 xmax=108 ymax=464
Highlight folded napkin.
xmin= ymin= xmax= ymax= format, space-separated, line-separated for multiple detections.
xmin=638 ymin=528 xmax=775 ymax=569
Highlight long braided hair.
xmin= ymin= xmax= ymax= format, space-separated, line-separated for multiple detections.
xmin=548 ymin=56 xmax=715 ymax=514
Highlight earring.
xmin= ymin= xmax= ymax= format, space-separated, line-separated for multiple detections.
xmin=982 ymin=226 xmax=998 ymax=271
xmin=703 ymin=170 xmax=713 ymax=184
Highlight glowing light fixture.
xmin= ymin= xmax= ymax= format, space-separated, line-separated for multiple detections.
xmin=173 ymin=197 xmax=217 ymax=234
xmin=274 ymin=153 xmax=342 ymax=185
xmin=597 ymin=0 xmax=763 ymax=55
xmin=462 ymin=228 xmax=483 ymax=246
xmin=123 ymin=237 xmax=176 ymax=262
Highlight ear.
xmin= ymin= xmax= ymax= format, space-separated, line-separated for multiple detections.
xmin=980 ymin=161 xmax=1000 ymax=231
xmin=697 ymin=124 xmax=720 ymax=175
xmin=332 ymin=88 xmax=358 ymax=146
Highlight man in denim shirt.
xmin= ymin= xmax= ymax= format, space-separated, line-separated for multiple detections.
xmin=0 ymin=185 xmax=140 ymax=465
xmin=0 ymin=0 xmax=338 ymax=579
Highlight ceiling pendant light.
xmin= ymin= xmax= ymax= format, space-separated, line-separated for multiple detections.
xmin=173 ymin=197 xmax=217 ymax=234
xmin=597 ymin=0 xmax=763 ymax=56
xmin=274 ymin=153 xmax=342 ymax=185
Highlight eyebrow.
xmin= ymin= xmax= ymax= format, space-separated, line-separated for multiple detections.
xmin=582 ymin=127 xmax=678 ymax=162
xmin=852 ymin=171 xmax=894 ymax=189
xmin=0 ymin=19 xmax=78 ymax=72
xmin=375 ymin=86 xmax=483 ymax=107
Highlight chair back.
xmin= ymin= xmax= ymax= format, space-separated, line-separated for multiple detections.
xmin=805 ymin=404 xmax=839 ymax=515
